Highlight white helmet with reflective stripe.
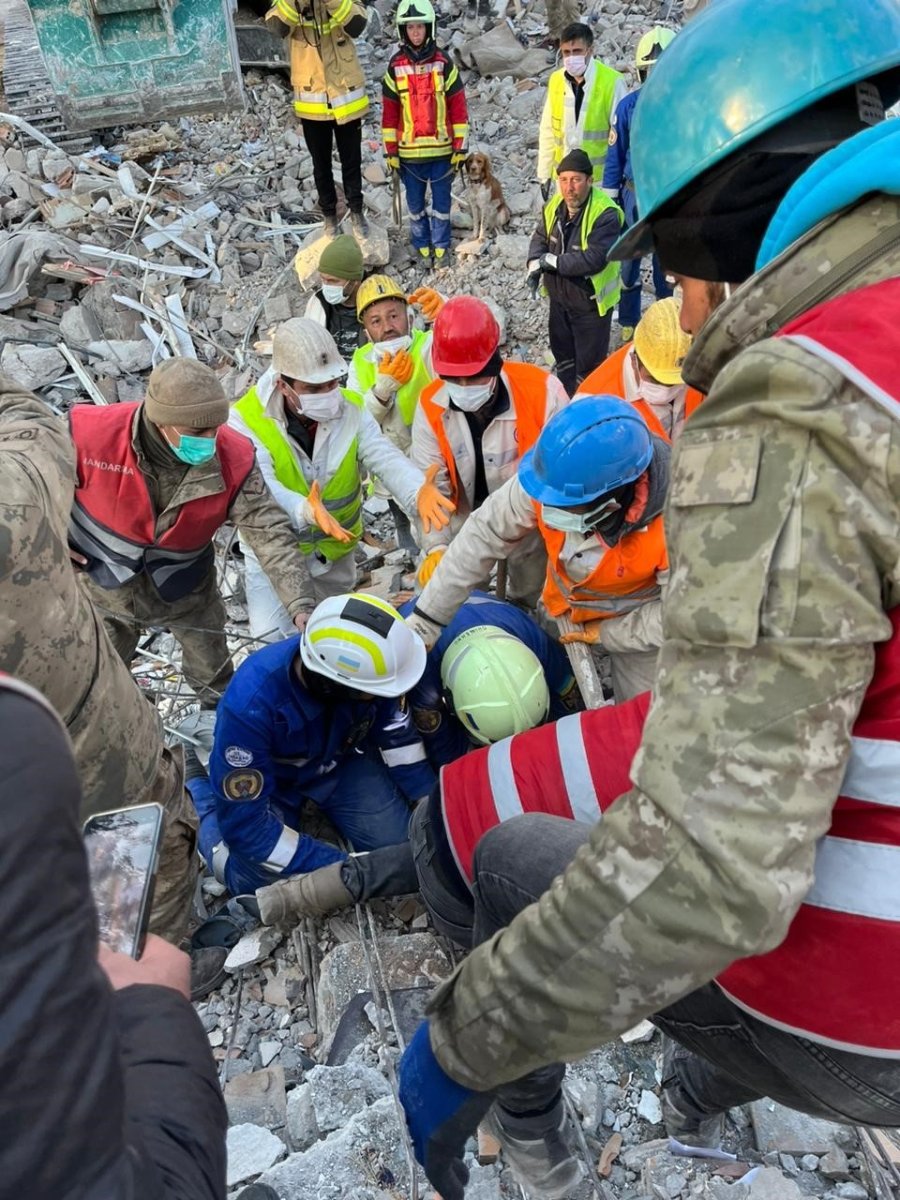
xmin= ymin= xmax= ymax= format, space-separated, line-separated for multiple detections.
xmin=300 ymin=593 xmax=427 ymax=698
xmin=273 ymin=317 xmax=347 ymax=385
xmin=440 ymin=625 xmax=550 ymax=745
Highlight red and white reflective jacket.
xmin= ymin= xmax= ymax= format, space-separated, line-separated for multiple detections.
xmin=441 ymin=284 xmax=900 ymax=1057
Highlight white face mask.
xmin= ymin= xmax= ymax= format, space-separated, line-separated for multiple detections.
xmin=640 ymin=380 xmax=682 ymax=407
xmin=321 ymin=283 xmax=347 ymax=306
xmin=372 ymin=334 xmax=412 ymax=357
xmin=446 ymin=379 xmax=495 ymax=412
xmin=563 ymin=53 xmax=588 ymax=76
xmin=294 ymin=386 xmax=343 ymax=423
xmin=542 ymin=495 xmax=621 ymax=534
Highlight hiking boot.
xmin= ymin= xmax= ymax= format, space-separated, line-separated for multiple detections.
xmin=322 ymin=212 xmax=339 ymax=238
xmin=256 ymin=862 xmax=353 ymax=924
xmin=190 ymin=945 xmax=228 ymax=1000
xmin=350 ymin=209 xmax=369 ymax=239
xmin=484 ymin=1099 xmax=584 ymax=1199
xmin=660 ymin=1037 xmax=726 ymax=1149
xmin=433 ymin=247 xmax=447 ymax=265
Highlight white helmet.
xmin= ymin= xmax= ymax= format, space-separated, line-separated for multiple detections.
xmin=273 ymin=317 xmax=347 ymax=385
xmin=440 ymin=625 xmax=549 ymax=745
xmin=300 ymin=593 xmax=426 ymax=698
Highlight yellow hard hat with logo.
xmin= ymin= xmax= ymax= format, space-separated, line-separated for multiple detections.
xmin=356 ymin=275 xmax=408 ymax=320
xmin=441 ymin=625 xmax=549 ymax=745
xmin=632 ymin=297 xmax=692 ymax=385
xmin=635 ymin=26 xmax=676 ymax=72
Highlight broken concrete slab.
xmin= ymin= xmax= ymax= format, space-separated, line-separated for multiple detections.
xmin=746 ymin=1166 xmax=806 ymax=1200
xmin=225 ymin=927 xmax=284 ymax=973
xmin=818 ymin=1147 xmax=852 ymax=1181
xmin=287 ymin=1062 xmax=390 ymax=1150
xmin=226 ymin=1122 xmax=286 ymax=1187
xmin=316 ymin=932 xmax=452 ymax=1043
xmin=262 ymin=1096 xmax=409 ymax=1197
xmin=84 ymin=339 xmax=154 ymax=376
xmin=750 ymin=1101 xmax=847 ymax=1157
xmin=224 ymin=1066 xmax=287 ymax=1128
xmin=458 ymin=21 xmax=552 ymax=79
xmin=0 ymin=343 xmax=67 ymax=390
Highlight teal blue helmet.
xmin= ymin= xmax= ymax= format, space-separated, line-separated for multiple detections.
xmin=610 ymin=0 xmax=900 ymax=263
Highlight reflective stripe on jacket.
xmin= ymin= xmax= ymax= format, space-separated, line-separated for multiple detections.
xmin=543 ymin=61 xmax=624 ymax=177
xmin=68 ymin=401 xmax=254 ymax=602
xmin=542 ymin=189 xmax=622 ymax=317
xmin=268 ymin=0 xmax=369 ymax=124
xmin=233 ymin=386 xmax=363 ymax=561
xmin=382 ymin=48 xmax=468 ymax=160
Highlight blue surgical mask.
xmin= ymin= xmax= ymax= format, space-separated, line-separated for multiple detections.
xmin=169 ymin=432 xmax=217 ymax=467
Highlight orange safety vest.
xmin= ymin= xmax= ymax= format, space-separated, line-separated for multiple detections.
xmin=538 ymin=508 xmax=667 ymax=624
xmin=418 ymin=363 xmax=551 ymax=507
xmin=579 ymin=343 xmax=703 ymax=442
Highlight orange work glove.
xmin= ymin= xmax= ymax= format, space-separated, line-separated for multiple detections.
xmin=303 ymin=480 xmax=354 ymax=543
xmin=416 ymin=464 xmax=455 ymax=533
xmin=408 ymin=286 xmax=444 ymax=323
xmin=416 ymin=547 xmax=446 ymax=587
xmin=558 ymin=622 xmax=603 ymax=646
xmin=373 ymin=348 xmax=415 ymax=402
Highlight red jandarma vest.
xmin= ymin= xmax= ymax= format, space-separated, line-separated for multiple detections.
xmin=69 ymin=401 xmax=255 ymax=602
xmin=441 ymin=281 xmax=900 ymax=1056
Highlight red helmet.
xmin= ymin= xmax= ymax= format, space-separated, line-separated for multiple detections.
xmin=431 ymin=297 xmax=500 ymax=377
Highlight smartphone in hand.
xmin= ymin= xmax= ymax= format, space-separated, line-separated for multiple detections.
xmin=83 ymin=803 xmax=164 ymax=959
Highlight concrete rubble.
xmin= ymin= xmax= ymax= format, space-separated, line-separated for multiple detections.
xmin=0 ymin=1 xmax=885 ymax=1198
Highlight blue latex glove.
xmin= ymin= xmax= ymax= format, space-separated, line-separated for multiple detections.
xmin=398 ymin=1021 xmax=495 ymax=1200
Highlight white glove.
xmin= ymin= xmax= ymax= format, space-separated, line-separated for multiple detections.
xmin=372 ymin=369 xmax=402 ymax=403
xmin=405 ymin=610 xmax=442 ymax=651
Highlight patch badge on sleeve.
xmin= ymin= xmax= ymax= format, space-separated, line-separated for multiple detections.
xmin=223 ymin=769 xmax=264 ymax=801
xmin=225 ymin=746 xmax=254 ymax=768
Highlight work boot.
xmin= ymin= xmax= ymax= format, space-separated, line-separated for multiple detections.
xmin=619 ymin=324 xmax=635 ymax=343
xmin=433 ymin=247 xmax=447 ymax=266
xmin=484 ymin=1098 xmax=584 ymax=1199
xmin=660 ymin=1037 xmax=726 ymax=1149
xmin=350 ymin=209 xmax=369 ymax=239
xmin=322 ymin=212 xmax=339 ymax=238
xmin=256 ymin=862 xmax=353 ymax=924
xmin=235 ymin=1186 xmax=280 ymax=1200
xmin=190 ymin=945 xmax=229 ymax=1000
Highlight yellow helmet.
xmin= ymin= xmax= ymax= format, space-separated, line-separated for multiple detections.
xmin=440 ymin=626 xmax=549 ymax=745
xmin=356 ymin=274 xmax=408 ymax=320
xmin=632 ymin=297 xmax=692 ymax=385
xmin=635 ymin=26 xmax=676 ymax=72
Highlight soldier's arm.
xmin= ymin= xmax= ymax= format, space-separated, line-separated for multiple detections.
xmin=416 ymin=476 xmax=539 ymax=626
xmin=426 ymin=343 xmax=900 ymax=1090
xmin=230 ymin=462 xmax=315 ymax=617
xmin=0 ymin=373 xmax=75 ymax=494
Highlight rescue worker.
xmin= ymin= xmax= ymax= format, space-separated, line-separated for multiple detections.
xmin=265 ymin=0 xmax=370 ymax=240
xmin=396 ymin=2 xmax=900 ymax=1194
xmin=186 ymin=593 xmax=434 ymax=896
xmin=602 ymin=27 xmax=676 ymax=341
xmin=303 ymin=234 xmax=367 ymax=360
xmin=537 ymin=22 xmax=626 ymax=200
xmin=527 ymin=147 xmax=624 ymax=394
xmin=382 ymin=0 xmax=469 ymax=266
xmin=68 ymin=358 xmax=315 ymax=709
xmin=348 ymin=275 xmax=443 ymax=551
xmin=577 ymin=296 xmax=698 ymax=440
xmin=410 ymin=295 xmax=568 ymax=602
xmin=409 ymin=395 xmax=670 ymax=700
xmin=254 ymin=594 xmax=577 ymax=921
xmin=0 ymin=374 xmax=197 ymax=943
xmin=231 ymin=318 xmax=453 ymax=640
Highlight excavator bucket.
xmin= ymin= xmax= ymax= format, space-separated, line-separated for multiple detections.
xmin=15 ymin=0 xmax=245 ymax=134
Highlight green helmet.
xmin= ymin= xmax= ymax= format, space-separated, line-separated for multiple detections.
xmin=610 ymin=0 xmax=900 ymax=262
xmin=440 ymin=626 xmax=550 ymax=746
xmin=635 ymin=26 xmax=675 ymax=72
xmin=396 ymin=0 xmax=435 ymax=34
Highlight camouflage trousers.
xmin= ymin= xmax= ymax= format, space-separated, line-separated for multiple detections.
xmin=144 ymin=744 xmax=199 ymax=946
xmin=84 ymin=572 xmax=234 ymax=710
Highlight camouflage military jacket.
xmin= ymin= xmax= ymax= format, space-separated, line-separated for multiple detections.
xmin=0 ymin=380 xmax=166 ymax=815
xmin=427 ymin=193 xmax=900 ymax=1089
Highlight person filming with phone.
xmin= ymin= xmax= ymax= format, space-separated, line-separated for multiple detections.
xmin=0 ymin=673 xmax=226 ymax=1200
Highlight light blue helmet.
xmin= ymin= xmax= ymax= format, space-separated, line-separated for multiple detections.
xmin=518 ymin=396 xmax=653 ymax=507
xmin=610 ymin=0 xmax=900 ymax=260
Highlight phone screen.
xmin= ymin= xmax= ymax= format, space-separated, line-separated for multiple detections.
xmin=83 ymin=804 xmax=163 ymax=959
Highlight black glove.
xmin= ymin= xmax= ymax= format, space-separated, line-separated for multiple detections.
xmin=539 ymin=253 xmax=558 ymax=273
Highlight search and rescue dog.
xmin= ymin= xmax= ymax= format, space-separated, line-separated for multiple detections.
xmin=464 ymin=152 xmax=511 ymax=241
